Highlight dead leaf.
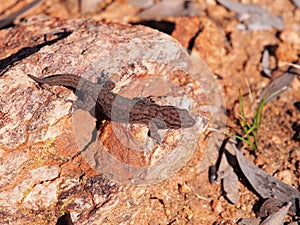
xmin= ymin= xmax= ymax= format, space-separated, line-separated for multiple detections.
xmin=258 ymin=198 xmax=283 ymax=218
xmin=259 ymin=69 xmax=298 ymax=103
xmin=137 ymin=0 xmax=200 ymax=20
xmin=238 ymin=202 xmax=292 ymax=225
xmin=0 ymin=0 xmax=42 ymax=29
xmin=217 ymin=0 xmax=284 ymax=30
xmin=80 ymin=0 xmax=105 ymax=13
xmin=238 ymin=218 xmax=261 ymax=225
xmin=211 ymin=139 xmax=240 ymax=204
xmin=127 ymin=0 xmax=154 ymax=8
xmin=234 ymin=146 xmax=300 ymax=214
xmin=292 ymin=0 xmax=300 ymax=8
xmin=260 ymin=202 xmax=291 ymax=225
xmin=223 ymin=169 xmax=239 ymax=204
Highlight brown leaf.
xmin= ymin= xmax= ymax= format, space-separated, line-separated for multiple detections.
xmin=137 ymin=0 xmax=200 ymax=20
xmin=259 ymin=69 xmax=297 ymax=103
xmin=238 ymin=218 xmax=261 ymax=225
xmin=223 ymin=169 xmax=239 ymax=204
xmin=260 ymin=202 xmax=291 ymax=225
xmin=217 ymin=0 xmax=284 ymax=30
xmin=234 ymin=146 xmax=300 ymax=214
xmin=257 ymin=198 xmax=283 ymax=218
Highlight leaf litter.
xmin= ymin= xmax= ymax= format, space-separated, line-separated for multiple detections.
xmin=217 ymin=0 xmax=284 ymax=30
xmin=214 ymin=141 xmax=300 ymax=224
xmin=259 ymin=66 xmax=299 ymax=103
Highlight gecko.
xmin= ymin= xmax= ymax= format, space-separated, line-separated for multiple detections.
xmin=28 ymin=74 xmax=196 ymax=143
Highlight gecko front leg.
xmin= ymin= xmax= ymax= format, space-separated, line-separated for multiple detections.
xmin=148 ymin=120 xmax=163 ymax=144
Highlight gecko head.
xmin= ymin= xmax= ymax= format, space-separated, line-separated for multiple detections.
xmin=160 ymin=107 xmax=196 ymax=129
xmin=178 ymin=109 xmax=196 ymax=128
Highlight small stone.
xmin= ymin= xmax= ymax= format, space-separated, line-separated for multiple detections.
xmin=280 ymin=30 xmax=300 ymax=45
xmin=275 ymin=42 xmax=298 ymax=62
xmin=206 ymin=0 xmax=217 ymax=6
xmin=173 ymin=17 xmax=201 ymax=48
xmin=179 ymin=182 xmax=192 ymax=193
xmin=241 ymin=203 xmax=248 ymax=211
xmin=274 ymin=170 xmax=293 ymax=186
xmin=271 ymin=135 xmax=282 ymax=145
xmin=165 ymin=208 xmax=171 ymax=215
xmin=254 ymin=156 xmax=265 ymax=166
xmin=183 ymin=206 xmax=193 ymax=220
xmin=214 ymin=201 xmax=224 ymax=214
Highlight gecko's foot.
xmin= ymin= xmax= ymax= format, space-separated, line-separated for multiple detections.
xmin=148 ymin=121 xmax=162 ymax=144
xmin=102 ymin=80 xmax=116 ymax=91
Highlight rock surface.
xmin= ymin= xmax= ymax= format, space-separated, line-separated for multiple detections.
xmin=0 ymin=17 xmax=210 ymax=224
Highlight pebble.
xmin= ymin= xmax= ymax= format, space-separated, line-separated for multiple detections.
xmin=274 ymin=170 xmax=293 ymax=186
xmin=280 ymin=30 xmax=300 ymax=45
xmin=275 ymin=42 xmax=299 ymax=62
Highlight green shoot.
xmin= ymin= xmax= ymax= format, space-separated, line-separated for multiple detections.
xmin=232 ymin=90 xmax=266 ymax=150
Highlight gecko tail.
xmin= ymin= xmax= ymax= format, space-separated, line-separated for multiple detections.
xmin=27 ymin=73 xmax=81 ymax=89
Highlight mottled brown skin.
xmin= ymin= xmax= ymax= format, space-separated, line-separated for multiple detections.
xmin=28 ymin=74 xmax=196 ymax=143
